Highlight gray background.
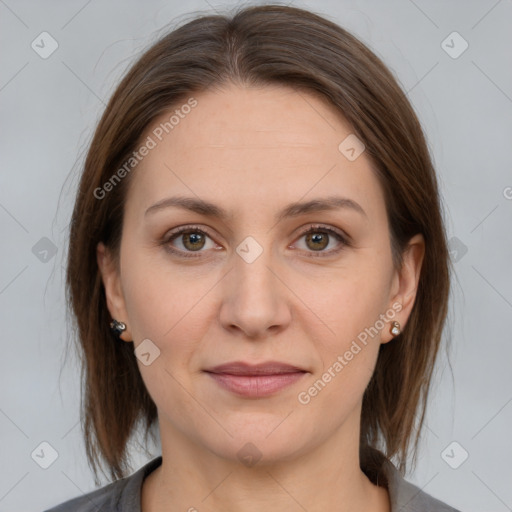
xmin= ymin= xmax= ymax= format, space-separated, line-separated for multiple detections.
xmin=1 ymin=0 xmax=511 ymax=510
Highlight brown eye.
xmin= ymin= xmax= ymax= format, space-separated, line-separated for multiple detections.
xmin=305 ymin=232 xmax=329 ymax=251
xmin=293 ymin=225 xmax=348 ymax=257
xmin=164 ymin=227 xmax=217 ymax=257
xmin=182 ymin=231 xmax=206 ymax=251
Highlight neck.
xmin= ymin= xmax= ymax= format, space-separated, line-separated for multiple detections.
xmin=142 ymin=414 xmax=390 ymax=512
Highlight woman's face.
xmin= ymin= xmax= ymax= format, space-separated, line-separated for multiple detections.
xmin=98 ymin=83 xmax=423 ymax=464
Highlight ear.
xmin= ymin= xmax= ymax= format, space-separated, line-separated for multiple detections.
xmin=96 ymin=241 xmax=132 ymax=342
xmin=381 ymin=233 xmax=425 ymax=344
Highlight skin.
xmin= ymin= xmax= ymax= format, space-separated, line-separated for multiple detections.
xmin=97 ymin=83 xmax=424 ymax=512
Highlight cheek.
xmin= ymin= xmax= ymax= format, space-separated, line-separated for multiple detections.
xmin=121 ymin=254 xmax=215 ymax=422
xmin=296 ymin=347 xmax=378 ymax=438
xmin=120 ymin=241 xmax=218 ymax=342
xmin=302 ymin=264 xmax=392 ymax=356
xmin=295 ymin=260 xmax=392 ymax=413
xmin=297 ymin=274 xmax=387 ymax=418
xmin=119 ymin=251 xmax=221 ymax=409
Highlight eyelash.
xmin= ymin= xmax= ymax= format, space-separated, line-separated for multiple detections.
xmin=161 ymin=224 xmax=350 ymax=259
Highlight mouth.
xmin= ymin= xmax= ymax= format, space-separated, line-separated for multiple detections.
xmin=203 ymin=361 xmax=308 ymax=398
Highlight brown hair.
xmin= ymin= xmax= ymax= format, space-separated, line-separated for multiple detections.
xmin=65 ymin=4 xmax=451 ymax=484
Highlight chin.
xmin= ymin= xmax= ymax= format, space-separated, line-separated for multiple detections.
xmin=200 ymin=415 xmax=315 ymax=466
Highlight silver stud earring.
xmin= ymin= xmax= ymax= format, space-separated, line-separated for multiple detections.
xmin=390 ymin=321 xmax=401 ymax=336
xmin=110 ymin=319 xmax=127 ymax=338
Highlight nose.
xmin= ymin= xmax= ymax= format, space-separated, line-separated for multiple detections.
xmin=218 ymin=243 xmax=292 ymax=339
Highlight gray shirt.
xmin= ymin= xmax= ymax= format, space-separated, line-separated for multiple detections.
xmin=44 ymin=456 xmax=461 ymax=511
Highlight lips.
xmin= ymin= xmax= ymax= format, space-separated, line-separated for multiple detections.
xmin=204 ymin=361 xmax=307 ymax=398
xmin=206 ymin=361 xmax=307 ymax=375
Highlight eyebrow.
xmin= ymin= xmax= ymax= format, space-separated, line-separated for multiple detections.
xmin=144 ymin=195 xmax=367 ymax=222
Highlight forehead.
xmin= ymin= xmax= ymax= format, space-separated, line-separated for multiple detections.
xmin=125 ymin=84 xmax=385 ymax=222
